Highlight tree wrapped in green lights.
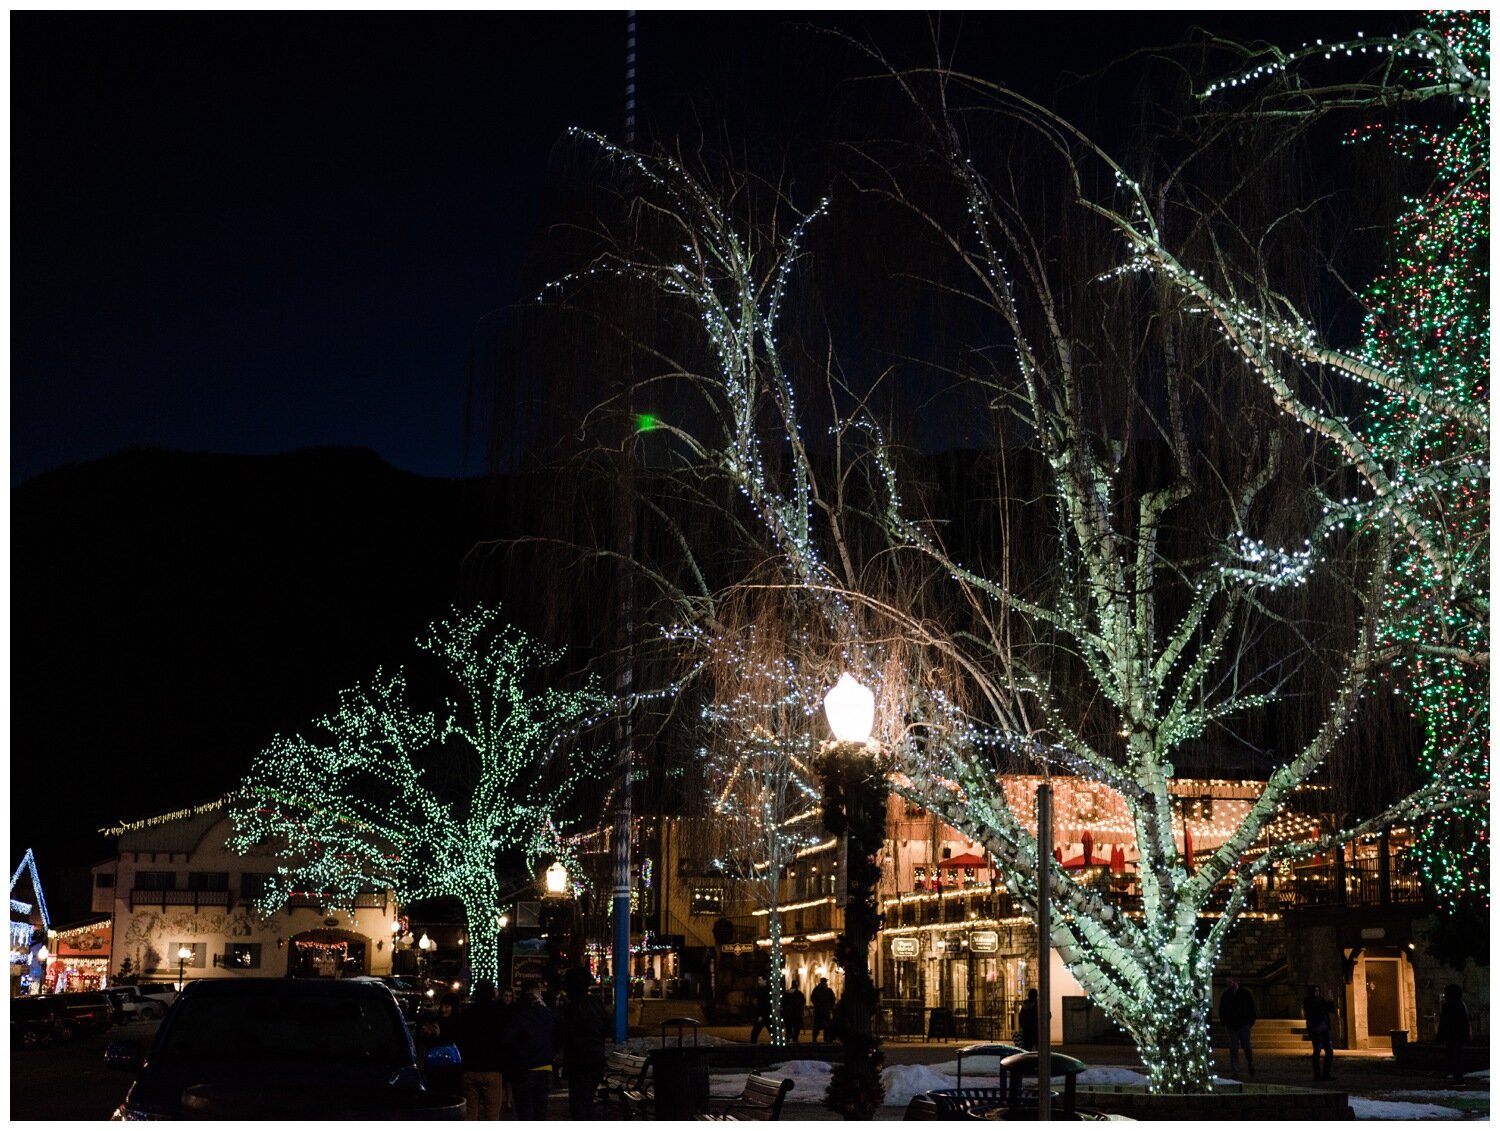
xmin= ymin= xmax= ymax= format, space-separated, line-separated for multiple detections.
xmin=229 ymin=607 xmax=607 ymax=987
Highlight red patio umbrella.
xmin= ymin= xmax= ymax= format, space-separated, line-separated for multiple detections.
xmin=1081 ymin=829 xmax=1094 ymax=866
xmin=1183 ymin=824 xmax=1195 ymax=871
xmin=1110 ymin=844 xmax=1126 ymax=873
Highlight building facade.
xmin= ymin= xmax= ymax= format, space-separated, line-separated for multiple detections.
xmin=92 ymin=802 xmax=398 ymax=985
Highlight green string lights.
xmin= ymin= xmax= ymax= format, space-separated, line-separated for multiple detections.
xmin=228 ymin=607 xmax=607 ymax=987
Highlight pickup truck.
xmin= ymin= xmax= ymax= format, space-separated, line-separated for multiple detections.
xmin=105 ymin=986 xmax=169 ymax=1023
xmin=106 ymin=977 xmax=464 ymax=1119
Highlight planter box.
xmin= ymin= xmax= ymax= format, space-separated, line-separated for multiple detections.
xmin=1075 ymin=1083 xmax=1354 ymax=1121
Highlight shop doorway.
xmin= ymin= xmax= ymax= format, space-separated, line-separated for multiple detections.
xmin=287 ymin=929 xmax=369 ymax=978
xmin=1365 ymin=958 xmax=1402 ymax=1048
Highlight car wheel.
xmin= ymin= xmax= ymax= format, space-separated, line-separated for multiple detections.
xmin=21 ymin=1027 xmax=42 ymax=1049
xmin=146 ymin=1004 xmax=163 ymax=1020
xmin=58 ymin=1022 xmax=77 ymax=1041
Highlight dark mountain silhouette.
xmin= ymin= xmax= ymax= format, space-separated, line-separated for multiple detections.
xmin=11 ymin=447 xmax=518 ymax=920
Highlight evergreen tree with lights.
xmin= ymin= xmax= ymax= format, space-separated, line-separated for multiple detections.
xmin=1193 ymin=11 xmax=1489 ymax=928
xmin=228 ymin=607 xmax=607 ymax=988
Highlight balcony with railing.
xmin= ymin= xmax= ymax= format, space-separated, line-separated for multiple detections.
xmin=129 ymin=888 xmax=230 ymax=910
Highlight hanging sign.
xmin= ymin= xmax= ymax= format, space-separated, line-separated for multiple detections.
xmin=968 ymin=930 xmax=999 ymax=954
xmin=890 ymin=937 xmax=921 ymax=958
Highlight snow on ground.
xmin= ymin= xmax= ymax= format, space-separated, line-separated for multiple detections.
xmin=880 ymin=1063 xmax=957 ymax=1106
xmin=1351 ymin=1098 xmax=1467 ymax=1119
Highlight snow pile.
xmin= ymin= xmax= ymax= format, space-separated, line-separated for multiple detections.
xmin=1350 ymin=1097 xmax=1466 ymax=1120
xmin=880 ymin=1063 xmax=959 ymax=1106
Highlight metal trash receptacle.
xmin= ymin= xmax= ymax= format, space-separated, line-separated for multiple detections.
xmin=651 ymin=1017 xmax=710 ymax=1119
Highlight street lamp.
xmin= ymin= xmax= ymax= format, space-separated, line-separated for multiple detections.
xmin=177 ymin=945 xmax=194 ymax=992
xmin=824 ymin=673 xmax=876 ymax=745
xmin=817 ymin=673 xmax=888 ymax=1119
xmin=544 ymin=860 xmax=569 ymax=897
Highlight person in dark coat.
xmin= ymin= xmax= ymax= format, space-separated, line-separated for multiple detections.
xmin=453 ymin=981 xmax=505 ymax=1120
xmin=783 ymin=979 xmax=806 ymax=1044
xmin=501 ymin=979 xmax=557 ymax=1119
xmin=1303 ymin=984 xmax=1334 ymax=1080
xmin=557 ymin=967 xmax=611 ymax=1118
xmin=748 ymin=977 xmax=771 ymax=1044
xmin=1219 ymin=977 xmax=1257 ymax=1077
xmin=810 ymin=977 xmax=836 ymax=1043
xmin=1018 ymin=988 xmax=1039 ymax=1051
xmin=1437 ymin=983 xmax=1471 ymax=1085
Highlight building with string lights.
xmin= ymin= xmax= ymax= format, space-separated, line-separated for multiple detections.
xmin=91 ymin=799 xmax=401 ymax=985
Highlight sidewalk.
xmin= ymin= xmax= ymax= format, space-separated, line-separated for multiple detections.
xmin=583 ymin=1030 xmax=1487 ymax=1121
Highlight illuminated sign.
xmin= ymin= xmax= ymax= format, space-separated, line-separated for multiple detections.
xmin=969 ymin=930 xmax=999 ymax=954
xmin=890 ymin=936 xmax=920 ymax=958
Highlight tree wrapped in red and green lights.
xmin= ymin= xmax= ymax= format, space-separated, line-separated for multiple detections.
xmin=228 ymin=607 xmax=607 ymax=988
xmin=1197 ymin=11 xmax=1489 ymax=917
xmin=1353 ymin=10 xmax=1488 ymax=918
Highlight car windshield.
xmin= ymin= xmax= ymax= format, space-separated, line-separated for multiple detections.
xmin=157 ymin=992 xmax=408 ymax=1066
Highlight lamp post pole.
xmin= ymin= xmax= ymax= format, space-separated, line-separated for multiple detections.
xmin=817 ymin=674 xmax=887 ymax=1120
xmin=177 ymin=946 xmax=193 ymax=992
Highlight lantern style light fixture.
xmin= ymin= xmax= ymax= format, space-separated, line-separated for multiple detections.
xmin=544 ymin=860 xmax=570 ymax=897
xmin=824 ymin=673 xmax=876 ymax=744
xmin=418 ymin=933 xmax=433 ymax=953
xmin=177 ymin=945 xmax=194 ymax=991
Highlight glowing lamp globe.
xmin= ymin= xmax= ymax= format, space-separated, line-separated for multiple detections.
xmin=178 ymin=946 xmax=193 ymax=961
xmin=390 ymin=919 xmax=402 ymax=936
xmin=544 ymin=861 xmax=569 ymax=896
xmin=824 ymin=674 xmax=875 ymax=744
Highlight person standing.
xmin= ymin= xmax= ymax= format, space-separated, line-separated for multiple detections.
xmin=1018 ymin=988 xmax=1039 ymax=1051
xmin=748 ymin=976 xmax=770 ymax=1044
xmin=1219 ymin=976 xmax=1257 ymax=1077
xmin=1303 ymin=984 xmax=1334 ymax=1080
xmin=783 ymin=979 xmax=806 ymax=1044
xmin=453 ymin=981 xmax=505 ymax=1120
xmin=501 ymin=980 xmax=558 ymax=1119
xmin=557 ymin=967 xmax=611 ymax=1119
xmin=1437 ymin=983 xmax=1471 ymax=1085
xmin=810 ymin=977 xmax=836 ymax=1043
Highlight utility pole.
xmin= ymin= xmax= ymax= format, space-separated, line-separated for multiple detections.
xmin=609 ymin=8 xmax=639 ymax=1047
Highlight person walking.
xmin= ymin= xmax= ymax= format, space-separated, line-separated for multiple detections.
xmin=453 ymin=980 xmax=506 ymax=1120
xmin=810 ymin=977 xmax=836 ymax=1043
xmin=557 ymin=967 xmax=611 ymax=1119
xmin=501 ymin=979 xmax=558 ymax=1119
xmin=1018 ymin=988 xmax=1039 ymax=1051
xmin=748 ymin=976 xmax=771 ymax=1044
xmin=1219 ymin=976 xmax=1257 ymax=1077
xmin=1437 ymin=983 xmax=1471 ymax=1085
xmin=1303 ymin=984 xmax=1334 ymax=1080
xmin=783 ymin=979 xmax=806 ymax=1044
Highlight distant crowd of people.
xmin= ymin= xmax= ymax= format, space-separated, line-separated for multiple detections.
xmin=746 ymin=974 xmax=841 ymax=1044
xmin=417 ymin=966 xmax=610 ymax=1120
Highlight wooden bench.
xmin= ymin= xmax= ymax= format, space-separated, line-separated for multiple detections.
xmin=701 ymin=1074 xmax=795 ymax=1121
xmin=598 ymin=1050 xmax=651 ymax=1117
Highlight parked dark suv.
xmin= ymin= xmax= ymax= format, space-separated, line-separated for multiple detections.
xmin=11 ymin=996 xmax=66 ymax=1048
xmin=106 ymin=978 xmax=464 ymax=1119
xmin=55 ymin=991 xmax=115 ymax=1037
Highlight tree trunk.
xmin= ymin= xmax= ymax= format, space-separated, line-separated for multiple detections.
xmin=767 ymin=873 xmax=787 ymax=1046
xmin=462 ymin=889 xmax=501 ymax=990
xmin=1115 ymin=962 xmax=1215 ymax=1094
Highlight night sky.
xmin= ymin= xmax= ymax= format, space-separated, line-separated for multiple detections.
xmin=10 ymin=11 xmax=1379 ymax=485
xmin=11 ymin=11 xmax=1385 ymax=917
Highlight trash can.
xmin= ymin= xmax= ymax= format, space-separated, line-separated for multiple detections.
xmin=651 ymin=1018 xmax=710 ymax=1119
